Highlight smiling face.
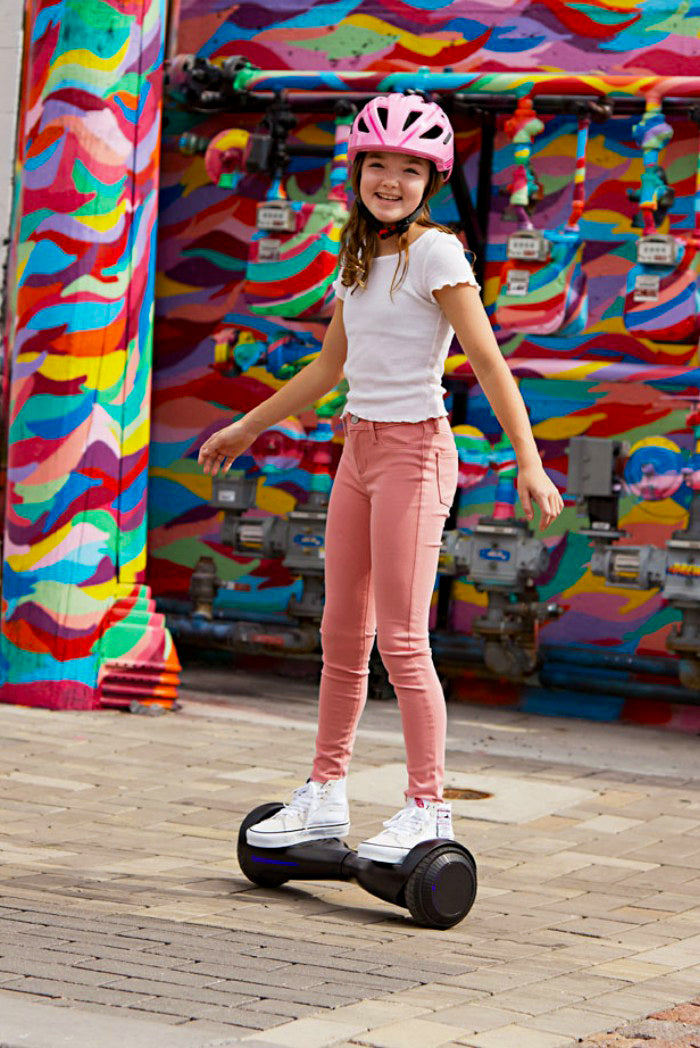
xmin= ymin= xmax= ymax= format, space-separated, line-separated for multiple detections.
xmin=359 ymin=150 xmax=432 ymax=223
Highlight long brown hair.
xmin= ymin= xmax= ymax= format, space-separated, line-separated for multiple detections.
xmin=338 ymin=155 xmax=458 ymax=298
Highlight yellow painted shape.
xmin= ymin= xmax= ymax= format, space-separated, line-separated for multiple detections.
xmin=123 ymin=417 xmax=150 ymax=456
xmin=47 ymin=54 xmax=130 ymax=96
xmin=118 ymin=551 xmax=146 ymax=583
xmin=444 ymin=355 xmax=469 ymax=375
xmin=548 ymin=361 xmax=612 ymax=380
xmin=453 ymin=579 xmax=488 ymax=606
xmin=345 ymin=14 xmax=454 ymax=56
xmin=9 ymin=522 xmax=86 ymax=572
xmin=296 ymin=125 xmax=335 ymax=147
xmin=155 ymin=274 xmax=200 ymax=297
xmin=18 ymin=350 xmax=127 ymax=389
xmin=623 ymin=497 xmax=686 ymax=527
xmin=83 ymin=580 xmax=123 ymax=602
xmin=597 ymin=0 xmax=646 ymax=10
xmin=73 ymin=199 xmax=127 ymax=233
xmin=562 ymin=566 xmax=655 ymax=615
xmin=256 ymin=479 xmax=296 ymax=516
xmin=247 ymin=364 xmax=285 ymax=392
xmin=533 ymin=413 xmax=606 ymax=440
xmin=629 ymin=435 xmax=681 ymax=454
xmin=180 ymin=157 xmax=212 ymax=199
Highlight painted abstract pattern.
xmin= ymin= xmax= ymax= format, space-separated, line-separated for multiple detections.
xmin=1 ymin=0 xmax=167 ymax=707
xmin=175 ymin=0 xmax=700 ymax=75
xmin=150 ymin=1 xmax=700 ymax=670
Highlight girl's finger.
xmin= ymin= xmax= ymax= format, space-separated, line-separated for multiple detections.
xmin=520 ymin=487 xmax=533 ymax=520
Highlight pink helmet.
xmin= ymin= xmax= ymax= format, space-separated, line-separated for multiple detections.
xmin=347 ymin=94 xmax=454 ymax=180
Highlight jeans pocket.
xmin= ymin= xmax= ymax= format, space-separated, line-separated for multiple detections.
xmin=378 ymin=422 xmax=422 ymax=447
xmin=436 ymin=449 xmax=458 ymax=510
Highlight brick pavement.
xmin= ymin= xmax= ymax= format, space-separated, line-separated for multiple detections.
xmin=0 ymin=666 xmax=699 ymax=1047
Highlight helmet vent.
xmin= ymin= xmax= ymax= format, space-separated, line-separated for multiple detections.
xmin=376 ymin=105 xmax=389 ymax=130
xmin=358 ymin=115 xmax=369 ymax=134
xmin=420 ymin=124 xmax=443 ymax=140
xmin=402 ymin=110 xmax=421 ymax=131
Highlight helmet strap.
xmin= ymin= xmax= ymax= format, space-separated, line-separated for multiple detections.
xmin=357 ymin=196 xmax=426 ymax=241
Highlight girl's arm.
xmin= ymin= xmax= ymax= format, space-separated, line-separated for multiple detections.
xmin=199 ymin=302 xmax=348 ymax=476
xmin=433 ymin=282 xmax=564 ymax=530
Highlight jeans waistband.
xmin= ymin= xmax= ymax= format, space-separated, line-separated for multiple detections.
xmin=341 ymin=414 xmax=444 ymax=438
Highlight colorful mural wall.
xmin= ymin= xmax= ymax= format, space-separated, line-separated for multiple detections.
xmin=1 ymin=0 xmax=179 ymax=709
xmin=5 ymin=0 xmax=700 ymax=716
xmin=150 ymin=1 xmax=700 ymax=723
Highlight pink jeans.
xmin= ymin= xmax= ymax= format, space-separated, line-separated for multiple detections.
xmin=311 ymin=413 xmax=459 ymax=802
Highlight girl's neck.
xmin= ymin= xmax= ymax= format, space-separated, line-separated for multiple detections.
xmin=375 ymin=222 xmax=426 ymax=256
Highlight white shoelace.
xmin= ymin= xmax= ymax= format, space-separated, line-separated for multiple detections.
xmin=285 ymin=782 xmax=315 ymax=816
xmin=382 ymin=805 xmax=430 ymax=836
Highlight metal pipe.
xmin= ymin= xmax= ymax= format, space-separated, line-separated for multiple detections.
xmin=227 ymin=71 xmax=700 ymax=101
xmin=540 ymin=643 xmax=679 ymax=678
xmin=165 ymin=612 xmax=320 ymax=655
xmin=164 ymin=605 xmax=694 ymax=699
xmin=539 ymin=666 xmax=695 ymax=704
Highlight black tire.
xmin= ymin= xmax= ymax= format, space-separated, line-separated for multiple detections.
xmin=237 ymin=803 xmax=289 ymax=888
xmin=405 ymin=845 xmax=477 ymax=929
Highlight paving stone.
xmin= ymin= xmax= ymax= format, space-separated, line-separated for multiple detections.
xmin=146 ymin=941 xmax=296 ymax=970
xmin=346 ymin=1017 xmax=472 ymax=1047
xmin=426 ymin=1001 xmax=528 ymax=1031
xmin=0 ymin=958 xmax=120 ymax=986
xmin=2 ymin=689 xmax=700 ymax=1048
xmin=130 ymin=997 xmax=290 ymax=1028
xmin=245 ymin=998 xmax=324 ymax=1019
xmin=104 ymin=976 xmax=258 ymax=1007
xmin=179 ymin=960 xmax=330 ymax=989
xmin=519 ymin=1005 xmax=631 ymax=1037
xmin=0 ymin=977 xmax=67 ymax=998
xmin=456 ymin=1025 xmax=572 ymax=1048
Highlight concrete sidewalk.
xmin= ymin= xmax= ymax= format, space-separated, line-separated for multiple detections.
xmin=0 ymin=665 xmax=699 ymax=1047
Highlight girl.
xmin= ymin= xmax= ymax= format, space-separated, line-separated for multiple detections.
xmin=199 ymin=94 xmax=564 ymax=864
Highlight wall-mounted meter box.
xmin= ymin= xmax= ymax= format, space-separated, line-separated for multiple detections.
xmin=634 ymin=273 xmax=661 ymax=301
xmin=256 ymin=238 xmax=281 ymax=262
xmin=636 ymin=233 xmax=679 ymax=266
xmin=256 ymin=201 xmax=298 ymax=233
xmin=506 ymin=269 xmax=530 ymax=296
xmin=506 ymin=230 xmax=550 ymax=262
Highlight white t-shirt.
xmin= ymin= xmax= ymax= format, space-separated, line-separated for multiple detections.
xmin=331 ymin=227 xmax=480 ymax=423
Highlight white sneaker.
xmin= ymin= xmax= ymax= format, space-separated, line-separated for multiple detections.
xmin=357 ymin=797 xmax=454 ymax=864
xmin=245 ymin=778 xmax=350 ymax=848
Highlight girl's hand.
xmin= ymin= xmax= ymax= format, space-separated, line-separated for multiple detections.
xmin=198 ymin=420 xmax=257 ymax=477
xmin=517 ymin=462 xmax=564 ymax=531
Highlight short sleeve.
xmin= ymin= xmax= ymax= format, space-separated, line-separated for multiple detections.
xmin=332 ymin=271 xmax=347 ymax=300
xmin=426 ymin=234 xmax=481 ymax=297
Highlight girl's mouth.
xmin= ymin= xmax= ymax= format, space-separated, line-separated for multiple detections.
xmin=376 ymin=193 xmax=401 ymax=202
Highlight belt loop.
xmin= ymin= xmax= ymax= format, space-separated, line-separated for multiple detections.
xmin=432 ymin=417 xmax=440 ymax=433
xmin=371 ymin=420 xmax=377 ymax=442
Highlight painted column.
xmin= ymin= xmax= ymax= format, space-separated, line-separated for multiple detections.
xmin=1 ymin=0 xmax=179 ymax=709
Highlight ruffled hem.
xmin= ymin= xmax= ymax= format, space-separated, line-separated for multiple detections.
xmin=431 ymin=275 xmax=481 ymax=295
